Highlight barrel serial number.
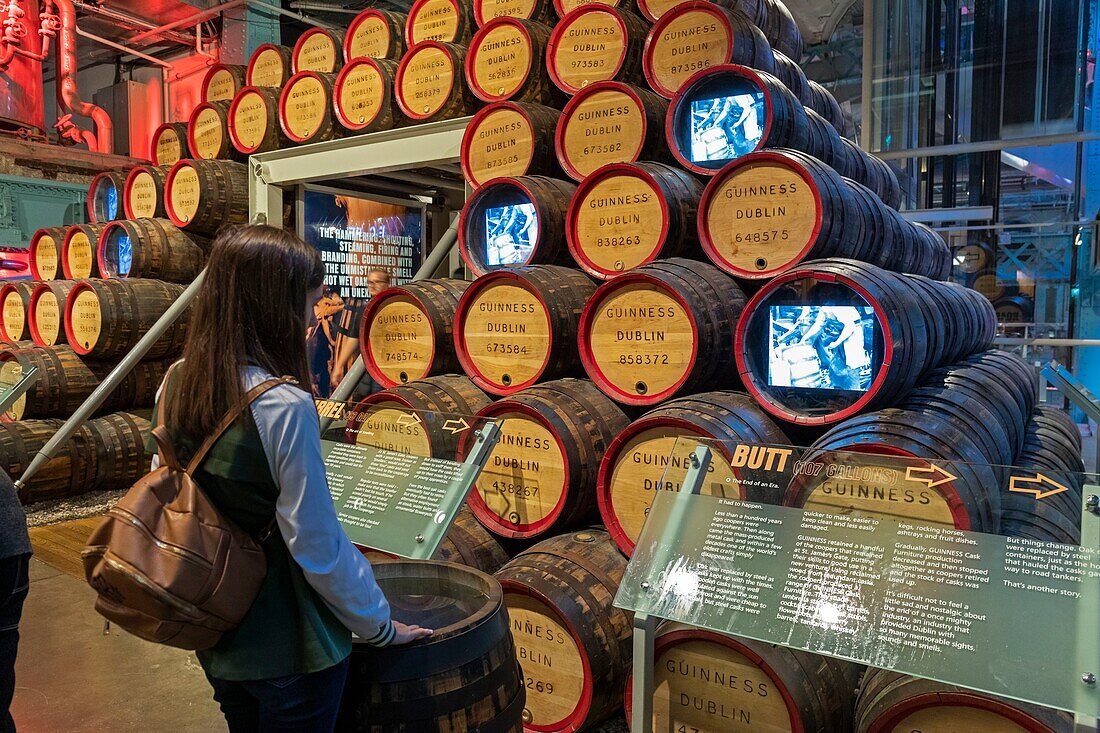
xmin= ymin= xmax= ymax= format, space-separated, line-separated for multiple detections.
xmin=582 ymin=142 xmax=622 ymax=155
xmin=486 ymin=342 xmax=528 ymax=354
xmin=618 ymin=353 xmax=669 ymax=365
xmin=732 ymin=230 xmax=790 ymax=244
xmin=493 ymin=480 xmax=538 ymax=497
xmin=525 ymin=677 xmax=554 ymax=694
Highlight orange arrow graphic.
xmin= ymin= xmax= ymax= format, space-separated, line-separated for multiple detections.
xmin=442 ymin=418 xmax=470 ymax=435
xmin=396 ymin=412 xmax=423 ymax=425
xmin=1009 ymin=473 xmax=1070 ymax=500
xmin=905 ymin=464 xmax=958 ymax=488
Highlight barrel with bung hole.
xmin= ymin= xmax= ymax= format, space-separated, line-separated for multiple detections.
xmin=292 ymin=27 xmax=344 ymax=73
xmin=338 ymin=561 xmax=524 ymax=733
xmin=462 ymin=380 xmax=628 ymax=538
xmin=626 ymin=625 xmax=862 ymax=733
xmin=165 ymin=159 xmax=249 ymax=235
xmin=122 ymin=165 xmax=167 ymax=219
xmin=667 ymin=64 xmax=809 ymax=176
xmin=760 ymin=0 xmax=800 ymax=60
xmin=698 ymin=149 xmax=878 ymax=279
xmin=345 ymin=9 xmax=407 ymax=62
xmin=458 ymin=175 xmax=575 ymax=275
xmin=546 ymin=5 xmax=648 ymax=96
xmin=64 ymin=278 xmax=189 ymax=360
xmin=87 ymin=171 xmax=125 ymax=223
xmin=97 ymin=219 xmax=205 ymax=283
xmin=201 ymin=63 xmax=246 ymax=102
xmin=856 ymin=669 xmax=1072 ymax=733
xmin=228 ymin=86 xmax=288 ymax=155
xmin=406 ymin=0 xmax=475 ymax=46
xmin=771 ymin=49 xmax=809 ymax=104
xmin=579 ymin=258 xmax=747 ymax=406
xmin=555 ymin=80 xmax=670 ymax=181
xmin=188 ymin=100 xmax=237 ymax=161
xmin=279 ymin=71 xmax=340 ymax=145
xmin=246 ymin=43 xmax=293 ymax=87
xmin=454 ymin=266 xmax=595 ymax=395
xmin=151 ymin=122 xmax=189 ymax=167
xmin=0 ymin=281 xmax=33 ymax=341
xmin=334 ymin=58 xmax=406 ymax=134
xmin=460 ymin=102 xmax=562 ymax=187
xmin=643 ymin=2 xmax=775 ymax=99
xmin=29 ymin=227 xmax=65 ymax=280
xmin=89 ymin=412 xmax=152 ymax=492
xmin=495 ymin=529 xmax=631 ymax=731
xmin=62 ymin=223 xmax=106 ymax=279
xmin=27 ymin=280 xmax=76 ymax=346
xmin=396 ymin=42 xmax=475 ymax=123
xmin=474 ymin=0 xmax=554 ymax=26
xmin=567 ymin=161 xmax=702 ymax=280
xmin=467 ymin=17 xmax=553 ymax=104
xmin=361 ymin=278 xmax=471 ymax=387
xmin=345 ymin=375 xmax=492 ymax=458
xmin=3 ymin=419 xmax=97 ymax=503
xmin=734 ymin=259 xmax=996 ymax=426
xmin=596 ymin=390 xmax=788 ymax=555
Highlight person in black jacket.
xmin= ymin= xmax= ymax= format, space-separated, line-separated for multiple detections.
xmin=0 ymin=471 xmax=29 ymax=733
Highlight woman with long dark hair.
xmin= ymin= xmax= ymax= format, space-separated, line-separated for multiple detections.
xmin=152 ymin=225 xmax=430 ymax=732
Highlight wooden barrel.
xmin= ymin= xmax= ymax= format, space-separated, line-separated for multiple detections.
xmin=201 ymin=63 xmax=247 ymax=102
xmin=406 ymin=0 xmax=475 ymax=46
xmin=771 ymin=49 xmax=809 ymax=104
xmin=460 ymin=101 xmax=562 ymax=187
xmin=27 ymin=280 xmax=77 ymax=346
xmin=495 ymin=529 xmax=631 ymax=730
xmin=1005 ymin=406 xmax=1085 ymax=544
xmin=802 ymin=106 xmax=848 ymax=173
xmin=122 ymin=165 xmax=167 ymax=219
xmin=567 ymin=161 xmax=702 ymax=280
xmin=627 ymin=625 xmax=862 ymax=732
xmin=151 ymin=122 xmax=190 ymax=167
xmin=458 ymin=175 xmax=575 ymax=275
xmin=164 ymin=159 xmax=249 ymax=235
xmin=292 ymin=27 xmax=344 ymax=74
xmin=698 ymin=149 xmax=882 ymax=278
xmin=338 ymin=561 xmax=524 ymax=733
xmin=454 ymin=266 xmax=595 ymax=395
xmin=843 ymin=141 xmax=902 ymax=209
xmin=806 ymin=79 xmax=846 ymax=133
xmin=733 ymin=259 xmax=996 ymax=426
xmin=546 ymin=5 xmax=648 ymax=96
xmin=579 ymin=258 xmax=746 ymax=405
xmin=995 ymin=294 xmax=1034 ymax=324
xmin=473 ymin=0 xmax=554 ymax=27
xmin=643 ymin=2 xmax=775 ymax=99
xmin=760 ymin=0 xmax=801 ymax=60
xmin=334 ymin=58 xmax=406 ymax=134
xmin=638 ymin=0 xmax=768 ymax=24
xmin=0 ymin=281 xmax=33 ymax=342
xmin=87 ymin=171 xmax=126 ymax=223
xmin=93 ymin=360 xmax=171 ymax=416
xmin=396 ymin=41 xmax=475 ymax=123
xmin=554 ymin=0 xmax=635 ymax=19
xmin=345 ymin=374 xmax=492 ymax=459
xmin=88 ymin=412 xmax=151 ymax=492
xmin=29 ymin=227 xmax=66 ymax=280
xmin=467 ymin=17 xmax=554 ymax=104
xmin=462 ymin=380 xmax=628 ymax=537
xmin=279 ymin=71 xmax=340 ymax=145
xmin=187 ymin=100 xmax=237 ymax=161
xmin=596 ymin=390 xmax=789 ymax=555
xmin=0 ymin=345 xmax=94 ymax=420
xmin=856 ymin=669 xmax=1072 ymax=733
xmin=228 ymin=86 xmax=288 ymax=155
xmin=97 ymin=218 xmax=205 ymax=283
xmin=345 ymin=9 xmax=407 ymax=61
xmin=62 ymin=223 xmax=106 ymax=278
xmin=668 ymin=64 xmax=809 ymax=175
xmin=954 ymin=241 xmax=994 ymax=275
xmin=555 ymin=80 xmax=669 ymax=181
xmin=361 ymin=278 xmax=471 ymax=387
xmin=2 ymin=419 xmax=98 ymax=504
xmin=64 ymin=278 xmax=189 ymax=360
xmin=356 ymin=505 xmax=511 ymax=574
xmin=246 ymin=43 xmax=293 ymax=87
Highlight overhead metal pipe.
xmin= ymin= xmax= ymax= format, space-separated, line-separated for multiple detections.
xmin=126 ymin=0 xmax=246 ymax=44
xmin=54 ymin=0 xmax=112 ymax=152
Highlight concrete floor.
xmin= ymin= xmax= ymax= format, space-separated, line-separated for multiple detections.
xmin=10 ymin=558 xmax=224 ymax=732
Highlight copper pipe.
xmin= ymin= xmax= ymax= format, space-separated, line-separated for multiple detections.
xmin=53 ymin=0 xmax=111 ymax=152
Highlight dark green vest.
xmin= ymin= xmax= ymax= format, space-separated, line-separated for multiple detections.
xmin=150 ymin=376 xmax=351 ymax=680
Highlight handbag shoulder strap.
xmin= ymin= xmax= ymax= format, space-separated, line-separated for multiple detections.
xmin=185 ymin=376 xmax=299 ymax=475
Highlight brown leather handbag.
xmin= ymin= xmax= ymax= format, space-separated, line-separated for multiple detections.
xmin=82 ymin=375 xmax=295 ymax=650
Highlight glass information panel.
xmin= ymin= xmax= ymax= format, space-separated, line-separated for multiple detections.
xmin=0 ymin=363 xmax=37 ymax=420
xmin=615 ymin=437 xmax=1100 ymax=717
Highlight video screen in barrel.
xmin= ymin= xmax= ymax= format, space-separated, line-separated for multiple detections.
xmin=468 ymin=182 xmax=539 ymax=270
xmin=674 ymin=75 xmax=765 ymax=170
xmin=94 ymin=181 xmax=119 ymax=221
xmin=101 ymin=228 xmax=133 ymax=278
xmin=745 ymin=278 xmax=882 ymax=416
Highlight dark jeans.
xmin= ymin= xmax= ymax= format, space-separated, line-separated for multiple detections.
xmin=205 ymin=657 xmax=350 ymax=733
xmin=1 ymin=553 xmax=30 ymax=733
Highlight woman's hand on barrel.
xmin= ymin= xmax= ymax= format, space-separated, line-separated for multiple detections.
xmin=391 ymin=620 xmax=434 ymax=645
